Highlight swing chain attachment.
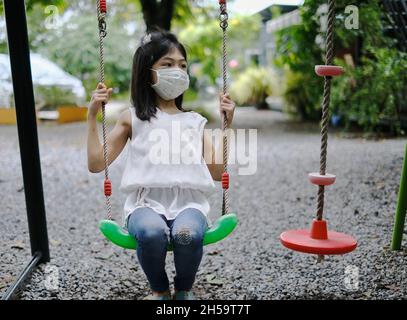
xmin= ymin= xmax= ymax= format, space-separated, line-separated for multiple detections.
xmin=98 ymin=19 xmax=107 ymax=38
xmin=219 ymin=0 xmax=229 ymax=30
xmin=97 ymin=0 xmax=107 ymax=38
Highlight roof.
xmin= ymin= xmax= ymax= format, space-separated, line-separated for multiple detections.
xmin=0 ymin=53 xmax=84 ymax=91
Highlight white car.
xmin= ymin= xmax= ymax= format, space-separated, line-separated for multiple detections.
xmin=0 ymin=53 xmax=86 ymax=108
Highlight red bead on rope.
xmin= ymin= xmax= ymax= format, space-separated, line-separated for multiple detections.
xmin=315 ymin=65 xmax=343 ymax=77
xmin=99 ymin=0 xmax=107 ymax=13
xmin=222 ymin=172 xmax=229 ymax=189
xmin=219 ymin=0 xmax=227 ymax=4
xmin=104 ymin=179 xmax=112 ymax=196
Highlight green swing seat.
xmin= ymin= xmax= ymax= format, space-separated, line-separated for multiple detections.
xmin=99 ymin=213 xmax=238 ymax=250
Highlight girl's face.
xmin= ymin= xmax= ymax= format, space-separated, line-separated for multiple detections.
xmin=151 ymin=47 xmax=188 ymax=85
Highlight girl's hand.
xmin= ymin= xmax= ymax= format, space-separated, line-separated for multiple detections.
xmin=219 ymin=93 xmax=236 ymax=127
xmin=88 ymin=83 xmax=113 ymax=118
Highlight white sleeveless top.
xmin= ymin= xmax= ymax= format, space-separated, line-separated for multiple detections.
xmin=120 ymin=107 xmax=216 ymax=228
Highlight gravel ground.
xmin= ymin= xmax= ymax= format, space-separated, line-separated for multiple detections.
xmin=1 ymin=107 xmax=407 ymax=300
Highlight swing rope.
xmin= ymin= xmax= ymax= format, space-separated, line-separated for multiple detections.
xmin=97 ymin=0 xmax=113 ymax=221
xmin=315 ymin=0 xmax=336 ymax=262
xmin=219 ymin=0 xmax=230 ymax=216
xmin=316 ymin=0 xmax=335 ymax=222
xmin=95 ymin=0 xmax=238 ymax=250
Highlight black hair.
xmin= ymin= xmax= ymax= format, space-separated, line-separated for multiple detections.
xmin=130 ymin=29 xmax=188 ymax=121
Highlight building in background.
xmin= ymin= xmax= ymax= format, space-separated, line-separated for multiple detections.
xmin=235 ymin=2 xmax=301 ymax=67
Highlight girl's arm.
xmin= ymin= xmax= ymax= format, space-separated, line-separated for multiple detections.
xmin=204 ymin=93 xmax=235 ymax=181
xmin=204 ymin=129 xmax=233 ymax=181
xmin=87 ymin=83 xmax=131 ymax=173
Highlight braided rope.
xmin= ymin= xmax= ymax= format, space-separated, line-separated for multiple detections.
xmin=316 ymin=0 xmax=335 ymax=222
xmin=315 ymin=0 xmax=336 ymax=263
xmin=97 ymin=0 xmax=112 ymax=220
xmin=220 ymin=2 xmax=229 ymax=216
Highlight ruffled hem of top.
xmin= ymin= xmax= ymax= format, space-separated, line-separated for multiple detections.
xmin=120 ymin=182 xmax=216 ymax=196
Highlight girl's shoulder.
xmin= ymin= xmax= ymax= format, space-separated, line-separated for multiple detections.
xmin=119 ymin=108 xmax=132 ymax=126
xmin=116 ymin=108 xmax=132 ymax=139
xmin=186 ymin=110 xmax=209 ymax=131
xmin=187 ymin=109 xmax=207 ymax=121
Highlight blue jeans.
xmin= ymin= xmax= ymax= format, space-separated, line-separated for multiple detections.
xmin=127 ymin=207 xmax=208 ymax=292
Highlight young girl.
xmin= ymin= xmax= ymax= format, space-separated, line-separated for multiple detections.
xmin=87 ymin=30 xmax=235 ymax=300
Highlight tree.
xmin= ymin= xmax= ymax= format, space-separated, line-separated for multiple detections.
xmin=36 ymin=13 xmax=135 ymax=96
xmin=137 ymin=0 xmax=194 ymax=31
xmin=0 ymin=0 xmax=68 ymax=52
xmin=140 ymin=0 xmax=174 ymax=31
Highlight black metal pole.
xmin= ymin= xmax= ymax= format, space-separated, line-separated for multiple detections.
xmin=3 ymin=0 xmax=50 ymax=263
xmin=1 ymin=252 xmax=42 ymax=300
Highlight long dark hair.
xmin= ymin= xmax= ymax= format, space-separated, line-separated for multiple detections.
xmin=130 ymin=30 xmax=188 ymax=121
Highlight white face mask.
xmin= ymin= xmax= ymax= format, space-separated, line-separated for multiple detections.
xmin=151 ymin=67 xmax=190 ymax=101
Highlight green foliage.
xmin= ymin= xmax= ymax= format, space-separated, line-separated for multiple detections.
xmin=26 ymin=0 xmax=66 ymax=11
xmin=179 ymin=13 xmax=219 ymax=83
xmin=34 ymin=85 xmax=80 ymax=110
xmin=0 ymin=0 xmax=66 ymax=53
xmin=36 ymin=14 xmax=134 ymax=99
xmin=171 ymin=0 xmax=194 ymax=27
xmin=275 ymin=0 xmax=407 ymax=132
xmin=230 ymin=67 xmax=277 ymax=109
xmin=283 ymin=68 xmax=323 ymax=119
xmin=332 ymin=47 xmax=407 ymax=132
xmin=179 ymin=12 xmax=261 ymax=84
xmin=0 ymin=0 xmax=66 ymax=14
xmin=0 ymin=0 xmax=265 ymax=113
xmin=1 ymin=0 xmax=137 ymax=99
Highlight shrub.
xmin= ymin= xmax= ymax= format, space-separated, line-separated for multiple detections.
xmin=283 ymin=68 xmax=323 ymax=120
xmin=332 ymin=47 xmax=407 ymax=133
xmin=275 ymin=0 xmax=407 ymax=133
xmin=230 ymin=67 xmax=277 ymax=109
xmin=34 ymin=85 xmax=81 ymax=110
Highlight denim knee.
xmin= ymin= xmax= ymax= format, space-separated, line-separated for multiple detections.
xmin=172 ymin=227 xmax=203 ymax=247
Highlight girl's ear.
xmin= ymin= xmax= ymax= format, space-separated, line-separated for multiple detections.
xmin=150 ymin=68 xmax=158 ymax=86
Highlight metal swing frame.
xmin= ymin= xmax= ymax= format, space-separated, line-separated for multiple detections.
xmin=2 ymin=0 xmax=50 ymax=300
